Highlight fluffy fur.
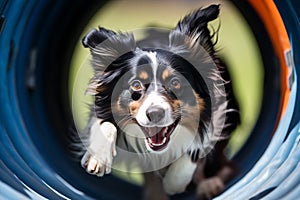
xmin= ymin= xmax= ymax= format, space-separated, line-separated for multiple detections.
xmin=78 ymin=4 xmax=240 ymax=199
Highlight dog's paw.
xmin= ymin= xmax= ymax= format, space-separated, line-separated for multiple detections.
xmin=196 ymin=176 xmax=225 ymax=200
xmin=81 ymin=121 xmax=117 ymax=177
xmin=81 ymin=150 xmax=114 ymax=176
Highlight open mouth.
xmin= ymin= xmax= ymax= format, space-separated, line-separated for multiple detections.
xmin=140 ymin=119 xmax=180 ymax=151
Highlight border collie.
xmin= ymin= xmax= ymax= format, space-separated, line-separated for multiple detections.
xmin=79 ymin=4 xmax=240 ymax=199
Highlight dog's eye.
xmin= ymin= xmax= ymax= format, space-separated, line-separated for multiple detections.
xmin=131 ymin=80 xmax=143 ymax=91
xmin=170 ymin=78 xmax=181 ymax=89
xmin=131 ymin=92 xmax=142 ymax=101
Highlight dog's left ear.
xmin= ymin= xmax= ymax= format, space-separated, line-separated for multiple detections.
xmin=169 ymin=4 xmax=220 ymax=54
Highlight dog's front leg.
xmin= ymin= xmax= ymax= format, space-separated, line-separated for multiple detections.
xmin=163 ymin=154 xmax=197 ymax=195
xmin=81 ymin=119 xmax=117 ymax=176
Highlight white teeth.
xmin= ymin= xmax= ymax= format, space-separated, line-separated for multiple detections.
xmin=146 ymin=137 xmax=167 ymax=146
xmin=153 ymin=142 xmax=163 ymax=147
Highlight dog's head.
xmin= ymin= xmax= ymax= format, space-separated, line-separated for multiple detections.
xmin=112 ymin=49 xmax=210 ymax=152
xmin=82 ymin=5 xmax=231 ymax=154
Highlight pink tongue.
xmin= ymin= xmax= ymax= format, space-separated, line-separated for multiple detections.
xmin=149 ymin=127 xmax=166 ymax=144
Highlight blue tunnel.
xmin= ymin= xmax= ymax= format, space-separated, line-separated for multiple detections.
xmin=0 ymin=0 xmax=299 ymax=199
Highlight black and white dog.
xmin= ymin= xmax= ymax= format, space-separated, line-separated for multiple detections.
xmin=79 ymin=4 xmax=240 ymax=199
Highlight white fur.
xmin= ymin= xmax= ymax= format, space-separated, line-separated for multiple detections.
xmin=163 ymin=154 xmax=197 ymax=195
xmin=81 ymin=119 xmax=117 ymax=176
xmin=135 ymin=92 xmax=174 ymax=127
xmin=146 ymin=51 xmax=158 ymax=91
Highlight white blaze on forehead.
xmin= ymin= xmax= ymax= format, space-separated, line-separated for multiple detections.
xmin=133 ymin=51 xmax=174 ymax=127
xmin=145 ymin=51 xmax=158 ymax=91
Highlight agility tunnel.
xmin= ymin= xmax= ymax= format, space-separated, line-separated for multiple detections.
xmin=0 ymin=0 xmax=299 ymax=199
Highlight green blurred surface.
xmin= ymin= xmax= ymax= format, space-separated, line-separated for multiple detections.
xmin=69 ymin=0 xmax=263 ymax=185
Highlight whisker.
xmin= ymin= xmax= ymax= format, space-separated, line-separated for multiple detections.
xmin=117 ymin=116 xmax=134 ymax=128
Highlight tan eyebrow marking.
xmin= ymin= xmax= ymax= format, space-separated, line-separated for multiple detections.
xmin=162 ymin=68 xmax=171 ymax=81
xmin=139 ymin=71 xmax=149 ymax=80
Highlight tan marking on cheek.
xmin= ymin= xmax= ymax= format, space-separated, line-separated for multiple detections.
xmin=180 ymin=92 xmax=205 ymax=132
xmin=129 ymin=101 xmax=142 ymax=115
xmin=180 ymin=104 xmax=200 ymax=133
xmin=196 ymin=96 xmax=205 ymax=112
xmin=171 ymin=99 xmax=181 ymax=110
xmin=192 ymin=91 xmax=205 ymax=112
xmin=139 ymin=71 xmax=148 ymax=80
xmin=162 ymin=69 xmax=171 ymax=81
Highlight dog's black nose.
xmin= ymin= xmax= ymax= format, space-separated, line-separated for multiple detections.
xmin=146 ymin=106 xmax=165 ymax=123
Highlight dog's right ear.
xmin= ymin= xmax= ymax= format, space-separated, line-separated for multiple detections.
xmin=82 ymin=27 xmax=136 ymax=72
xmin=82 ymin=27 xmax=136 ymax=95
xmin=82 ymin=27 xmax=116 ymax=49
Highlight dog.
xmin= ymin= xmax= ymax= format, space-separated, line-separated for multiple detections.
xmin=79 ymin=4 xmax=240 ymax=200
